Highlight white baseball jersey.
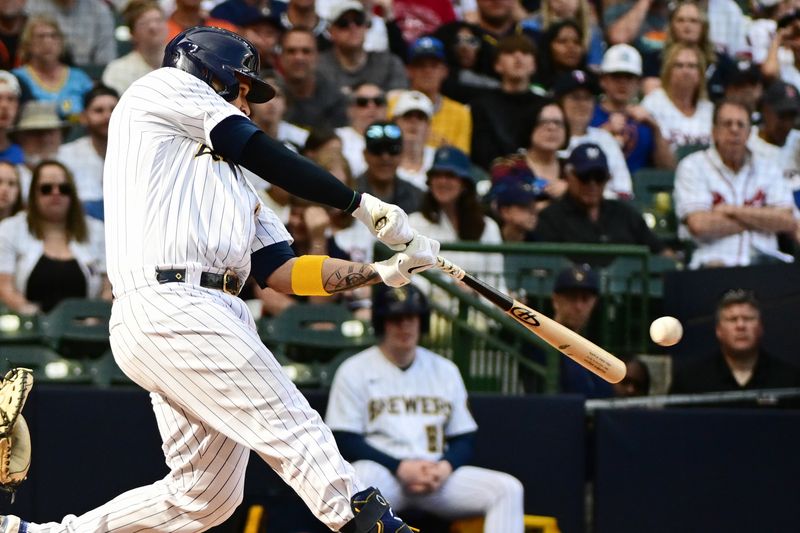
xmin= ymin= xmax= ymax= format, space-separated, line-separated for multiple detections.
xmin=641 ymin=88 xmax=713 ymax=153
xmin=26 ymin=67 xmax=362 ymax=533
xmin=326 ymin=345 xmax=478 ymax=461
xmin=326 ymin=346 xmax=525 ymax=532
xmin=749 ymin=128 xmax=800 ymax=211
xmin=56 ymin=136 xmax=105 ymax=202
xmin=674 ymin=147 xmax=796 ymax=268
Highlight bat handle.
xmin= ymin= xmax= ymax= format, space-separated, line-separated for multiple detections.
xmin=436 ymin=255 xmax=466 ymax=281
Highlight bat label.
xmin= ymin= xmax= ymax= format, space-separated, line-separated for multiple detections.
xmin=511 ymin=306 xmax=541 ymax=327
xmin=559 ymin=344 xmax=570 ymax=350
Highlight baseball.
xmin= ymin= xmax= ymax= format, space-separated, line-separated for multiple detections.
xmin=650 ymin=316 xmax=683 ymax=347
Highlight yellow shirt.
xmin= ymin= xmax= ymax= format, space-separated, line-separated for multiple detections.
xmin=388 ymin=94 xmax=472 ymax=154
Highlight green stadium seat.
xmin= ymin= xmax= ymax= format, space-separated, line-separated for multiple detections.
xmin=0 ymin=311 xmax=42 ymax=345
xmin=40 ymin=298 xmax=112 ymax=359
xmin=0 ymin=345 xmax=91 ymax=383
xmin=675 ymin=143 xmax=708 ymax=161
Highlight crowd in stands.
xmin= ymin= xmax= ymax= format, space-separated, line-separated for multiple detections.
xmin=0 ymin=0 xmax=799 ymax=398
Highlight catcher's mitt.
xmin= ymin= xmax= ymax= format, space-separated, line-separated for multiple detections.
xmin=0 ymin=368 xmax=33 ymax=498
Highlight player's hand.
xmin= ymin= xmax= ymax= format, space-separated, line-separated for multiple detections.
xmin=371 ymin=235 xmax=440 ymax=287
xmin=426 ymin=460 xmax=453 ymax=491
xmin=352 ymin=193 xmax=416 ymax=250
xmin=397 ymin=459 xmax=438 ymax=493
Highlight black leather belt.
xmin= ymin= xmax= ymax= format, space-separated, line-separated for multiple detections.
xmin=156 ymin=268 xmax=242 ymax=295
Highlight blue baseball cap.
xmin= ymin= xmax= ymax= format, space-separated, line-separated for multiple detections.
xmin=428 ymin=145 xmax=472 ymax=181
xmin=567 ymin=143 xmax=609 ymax=177
xmin=554 ymin=264 xmax=599 ymax=294
xmin=409 ymin=36 xmax=445 ymax=63
xmin=493 ymin=180 xmax=548 ymax=207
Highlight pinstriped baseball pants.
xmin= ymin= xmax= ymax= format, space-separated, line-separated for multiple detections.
xmin=33 ymin=284 xmax=360 ymax=532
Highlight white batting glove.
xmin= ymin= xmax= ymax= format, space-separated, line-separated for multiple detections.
xmin=371 ymin=235 xmax=441 ymax=287
xmin=352 ymin=193 xmax=415 ymax=250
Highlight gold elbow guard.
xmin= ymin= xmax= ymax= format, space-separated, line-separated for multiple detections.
xmin=291 ymin=255 xmax=331 ymax=296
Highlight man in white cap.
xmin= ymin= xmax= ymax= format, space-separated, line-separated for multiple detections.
xmin=0 ymin=71 xmax=23 ymax=166
xmin=317 ymin=0 xmax=408 ymax=93
xmin=590 ymin=44 xmax=674 ymax=174
xmin=392 ymin=90 xmax=436 ymax=191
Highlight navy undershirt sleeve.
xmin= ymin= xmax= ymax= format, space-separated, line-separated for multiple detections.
xmin=210 ymin=116 xmax=361 ymax=213
xmin=250 ymin=241 xmax=296 ymax=289
xmin=333 ymin=431 xmax=402 ymax=474
xmin=442 ymin=432 xmax=476 ymax=470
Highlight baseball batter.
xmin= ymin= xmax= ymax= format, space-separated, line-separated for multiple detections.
xmin=0 ymin=27 xmax=439 ymax=533
xmin=326 ymin=285 xmax=525 ymax=532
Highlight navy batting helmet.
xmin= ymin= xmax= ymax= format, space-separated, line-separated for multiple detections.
xmin=372 ymin=284 xmax=430 ymax=336
xmin=162 ymin=26 xmax=275 ymax=103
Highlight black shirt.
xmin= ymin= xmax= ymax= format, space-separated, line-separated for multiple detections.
xmin=355 ymin=174 xmax=423 ymax=215
xmin=26 ymin=255 xmax=87 ymax=313
xmin=533 ymin=193 xmax=665 ymax=264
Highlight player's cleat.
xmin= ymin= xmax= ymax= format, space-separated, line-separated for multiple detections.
xmin=341 ymin=487 xmax=418 ymax=533
xmin=0 ymin=515 xmax=28 ymax=533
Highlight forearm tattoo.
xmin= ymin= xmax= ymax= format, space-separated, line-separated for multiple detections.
xmin=324 ymin=264 xmax=380 ymax=293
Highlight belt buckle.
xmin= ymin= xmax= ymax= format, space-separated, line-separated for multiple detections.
xmin=223 ymin=270 xmax=241 ymax=296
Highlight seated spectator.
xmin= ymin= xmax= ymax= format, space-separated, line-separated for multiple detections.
xmin=522 ymin=0 xmax=605 ymax=67
xmin=326 ymin=283 xmax=525 ymax=533
xmin=555 ymin=70 xmax=633 ymax=199
xmin=56 ymin=84 xmax=118 ymax=220
xmin=534 ymin=143 xmax=668 ymax=264
xmin=591 ymin=44 xmax=675 ymax=174
xmin=336 ymin=82 xmax=387 ymax=177
xmin=278 ymin=0 xmax=330 ymax=52
xmin=746 ymin=0 xmax=796 ymax=68
xmin=0 ymin=160 xmax=23 ymax=221
xmin=235 ymin=10 xmax=284 ymax=74
xmin=613 ymin=356 xmax=651 ymax=397
xmin=641 ymin=43 xmax=713 ymax=154
xmin=674 ymin=99 xmax=797 ymax=268
xmin=390 ymin=0 xmax=457 ymax=46
xmin=27 ymin=0 xmax=116 ymax=67
xmin=492 ymin=179 xmax=549 ymax=242
xmin=12 ymin=101 xmax=68 ymax=196
xmin=705 ymin=0 xmax=749 ymax=58
xmin=670 ymin=288 xmax=800 ymax=398
xmin=533 ymin=19 xmax=589 ymax=89
xmin=165 ymin=0 xmax=239 ymax=41
xmin=102 ymin=0 xmax=168 ymax=96
xmin=409 ymin=145 xmax=504 ymax=287
xmin=0 ymin=0 xmax=26 ymax=70
xmin=279 ymin=28 xmax=348 ymax=130
xmin=748 ymin=80 xmax=800 ymax=212
xmin=395 ymin=36 xmax=473 ymax=154
xmin=717 ymin=60 xmax=764 ymax=121
xmin=0 ymin=160 xmax=109 ymax=315
xmin=248 ymin=74 xmax=309 ymax=152
xmin=301 ymin=127 xmax=343 ymax=164
xmin=13 ymin=15 xmax=93 ymax=122
xmin=470 ymin=34 xmax=546 ymax=170
xmin=640 ymin=1 xmax=720 ymax=93
xmin=489 ymin=99 xmax=569 ymax=201
xmin=551 ymin=264 xmax=614 ymax=397
xmin=436 ymin=21 xmax=500 ymax=105
xmin=392 ymin=90 xmax=436 ymax=191
xmin=355 ymin=120 xmax=423 ymax=214
xmin=0 ymin=70 xmax=24 ymax=165
xmin=317 ymin=1 xmax=408 ymax=93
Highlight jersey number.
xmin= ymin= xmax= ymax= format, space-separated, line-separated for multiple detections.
xmin=425 ymin=425 xmax=443 ymax=454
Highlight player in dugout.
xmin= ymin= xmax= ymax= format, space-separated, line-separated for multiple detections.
xmin=326 ymin=283 xmax=525 ymax=532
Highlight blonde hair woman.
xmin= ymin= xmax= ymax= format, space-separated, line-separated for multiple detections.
xmin=12 ymin=15 xmax=93 ymax=122
xmin=641 ymin=43 xmax=713 ymax=153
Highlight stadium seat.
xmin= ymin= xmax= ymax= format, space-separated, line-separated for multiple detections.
xmin=40 ymin=298 xmax=112 ymax=359
xmin=0 ymin=311 xmax=42 ymax=345
xmin=450 ymin=514 xmax=561 ymax=533
xmin=675 ymin=143 xmax=708 ymax=161
xmin=0 ymin=345 xmax=91 ymax=383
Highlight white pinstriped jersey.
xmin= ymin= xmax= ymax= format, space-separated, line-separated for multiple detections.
xmin=104 ymin=67 xmax=292 ymax=296
xmin=326 ymin=346 xmax=478 ymax=461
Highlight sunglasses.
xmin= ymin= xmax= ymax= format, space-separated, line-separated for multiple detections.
xmin=333 ymin=13 xmax=367 ymax=28
xmin=576 ymin=171 xmax=609 ymax=184
xmin=353 ymin=95 xmax=386 ymax=107
xmin=38 ymin=183 xmax=71 ymax=195
xmin=365 ymin=123 xmax=402 ymax=141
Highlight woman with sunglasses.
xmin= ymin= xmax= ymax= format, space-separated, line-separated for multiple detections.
xmin=0 ymin=161 xmax=23 ymax=222
xmin=0 ymin=159 xmax=110 ymax=314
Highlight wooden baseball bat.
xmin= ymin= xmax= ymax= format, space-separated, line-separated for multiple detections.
xmin=434 ymin=256 xmax=627 ymax=384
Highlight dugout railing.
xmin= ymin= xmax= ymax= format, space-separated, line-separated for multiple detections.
xmin=408 ymin=241 xmax=677 ymax=393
